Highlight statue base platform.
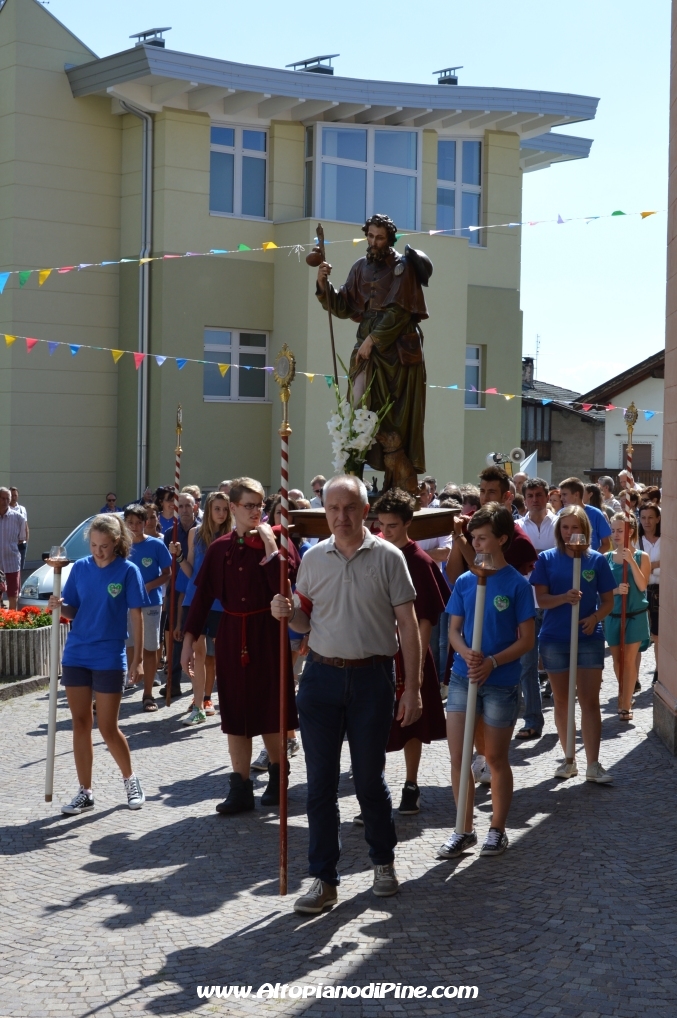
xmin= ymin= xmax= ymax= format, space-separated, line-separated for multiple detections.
xmin=289 ymin=506 xmax=459 ymax=541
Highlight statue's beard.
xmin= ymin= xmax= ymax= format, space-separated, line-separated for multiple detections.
xmin=366 ymin=245 xmax=391 ymax=264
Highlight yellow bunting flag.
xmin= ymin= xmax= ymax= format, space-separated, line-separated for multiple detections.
xmin=641 ymin=211 xmax=657 ymax=219
xmin=504 ymin=394 xmax=515 ymax=400
xmin=306 ymin=373 xmax=315 ymax=382
xmin=38 ymin=269 xmax=52 ymax=286
xmin=4 ymin=334 xmax=17 ymax=346
xmin=218 ymin=363 xmax=230 ymax=377
xmin=111 ymin=349 xmax=124 ymax=364
xmin=139 ymin=257 xmax=153 ymax=264
xmin=262 ymin=242 xmax=278 ymax=250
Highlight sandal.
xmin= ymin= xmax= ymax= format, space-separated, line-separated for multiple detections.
xmin=618 ymin=709 xmax=633 ymax=721
xmin=516 ymin=727 xmax=541 ymax=740
xmin=142 ymin=696 xmax=158 ymax=713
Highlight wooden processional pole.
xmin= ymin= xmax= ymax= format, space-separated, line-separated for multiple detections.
xmin=166 ymin=405 xmax=182 ymax=708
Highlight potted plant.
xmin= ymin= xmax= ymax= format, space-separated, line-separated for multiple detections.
xmin=0 ymin=606 xmax=68 ymax=678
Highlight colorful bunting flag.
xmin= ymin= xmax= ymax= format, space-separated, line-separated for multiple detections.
xmin=18 ymin=271 xmax=31 ymax=288
xmin=133 ymin=352 xmax=145 ymax=370
xmin=237 ymin=244 xmax=251 ymax=251
xmin=162 ymin=254 xmax=181 ymax=260
xmin=57 ymin=267 xmax=75 ymax=274
xmin=504 ymin=394 xmax=515 ymax=400
xmin=38 ymin=270 xmax=52 ymax=286
xmin=605 ymin=404 xmax=616 ymax=411
xmin=644 ymin=410 xmax=656 ymax=420
xmin=641 ymin=211 xmax=657 ymax=219
xmin=262 ymin=242 xmax=278 ymax=250
xmin=0 ymin=272 xmax=9 ymax=294
xmin=25 ymin=338 xmax=38 ymax=352
xmin=176 ymin=358 xmax=187 ymax=370
xmin=48 ymin=342 xmax=59 ymax=356
xmin=139 ymin=258 xmax=152 ymax=264
xmin=582 ymin=403 xmax=593 ymax=412
xmin=611 ymin=210 xmax=625 ymax=216
xmin=155 ymin=356 xmax=167 ymax=366
xmin=448 ymin=384 xmax=458 ymax=389
xmin=325 ymin=375 xmax=333 ymax=386
xmin=69 ymin=345 xmax=80 ymax=356
xmin=111 ymin=350 xmax=124 ymax=364
xmin=4 ymin=335 xmax=16 ymax=346
xmin=485 ymin=387 xmax=498 ymax=394
xmin=557 ymin=214 xmax=564 ymax=224
xmin=218 ymin=363 xmax=229 ymax=377
xmin=542 ymin=398 xmax=552 ymax=405
xmin=307 ymin=373 xmax=315 ymax=382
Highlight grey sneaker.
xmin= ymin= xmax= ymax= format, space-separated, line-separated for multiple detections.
xmin=61 ymin=787 xmax=94 ymax=816
xmin=585 ymin=761 xmax=613 ymax=784
xmin=287 ymin=737 xmax=300 ymax=757
xmin=554 ymin=760 xmax=578 ymax=780
xmin=437 ymin=830 xmax=478 ymax=859
xmin=251 ymin=748 xmax=269 ymax=771
xmin=372 ymin=863 xmax=399 ymax=897
xmin=124 ymin=774 xmax=145 ymax=810
xmin=480 ymin=827 xmax=509 ymax=857
xmin=294 ymin=878 xmax=338 ymax=914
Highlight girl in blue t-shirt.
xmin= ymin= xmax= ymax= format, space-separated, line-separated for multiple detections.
xmin=171 ymin=491 xmax=231 ymax=725
xmin=605 ymin=513 xmax=650 ymax=721
xmin=531 ymin=505 xmax=615 ymax=784
xmin=49 ymin=514 xmax=149 ymax=816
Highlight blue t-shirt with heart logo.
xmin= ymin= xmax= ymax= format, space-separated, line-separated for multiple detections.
xmin=530 ymin=547 xmax=616 ymax=643
xmin=62 ymin=556 xmax=150 ymax=670
xmin=448 ymin=565 xmax=536 ymax=687
xmin=129 ymin=535 xmax=172 ymax=606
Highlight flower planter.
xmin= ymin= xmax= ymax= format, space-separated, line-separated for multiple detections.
xmin=0 ymin=624 xmax=68 ymax=678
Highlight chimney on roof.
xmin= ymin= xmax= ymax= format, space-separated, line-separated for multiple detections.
xmin=522 ymin=356 xmax=534 ymax=388
xmin=130 ymin=27 xmax=171 ymax=48
xmin=434 ymin=66 xmax=463 ymax=85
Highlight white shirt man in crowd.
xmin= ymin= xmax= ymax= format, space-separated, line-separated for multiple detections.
xmin=272 ymin=475 xmax=421 ymax=913
xmin=598 ymin=475 xmax=622 ymax=513
xmin=309 ymin=475 xmax=326 ymax=508
xmin=0 ymin=487 xmax=27 ymax=609
xmin=9 ymin=487 xmax=29 ymax=572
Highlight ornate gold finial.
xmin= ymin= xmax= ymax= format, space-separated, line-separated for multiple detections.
xmin=273 ymin=345 xmax=296 ymax=430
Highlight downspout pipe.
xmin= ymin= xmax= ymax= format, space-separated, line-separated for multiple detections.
xmin=120 ymin=101 xmax=153 ymax=497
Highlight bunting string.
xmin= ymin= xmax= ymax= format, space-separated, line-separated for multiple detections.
xmin=0 ymin=331 xmax=663 ymax=419
xmin=0 ymin=208 xmax=664 ymax=295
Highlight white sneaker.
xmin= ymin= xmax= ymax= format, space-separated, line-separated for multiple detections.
xmin=124 ymin=774 xmax=145 ymax=809
xmin=471 ymin=755 xmax=490 ymax=784
xmin=181 ymin=707 xmax=206 ymax=726
xmin=554 ymin=760 xmax=578 ymax=779
xmin=287 ymin=737 xmax=300 ymax=757
xmin=586 ymin=761 xmax=613 ymax=784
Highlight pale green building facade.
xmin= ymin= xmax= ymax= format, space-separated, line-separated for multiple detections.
xmin=0 ymin=0 xmax=597 ymax=553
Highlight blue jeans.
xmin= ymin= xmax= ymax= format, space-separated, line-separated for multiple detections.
xmin=297 ymin=654 xmax=397 ymax=885
xmin=519 ymin=609 xmax=544 ymax=732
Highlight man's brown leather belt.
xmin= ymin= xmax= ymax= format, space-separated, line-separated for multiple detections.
xmin=308 ymin=652 xmax=393 ymax=669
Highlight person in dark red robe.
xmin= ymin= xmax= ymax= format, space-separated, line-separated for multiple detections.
xmin=372 ymin=488 xmax=448 ymax=817
xmin=182 ymin=477 xmax=298 ymax=815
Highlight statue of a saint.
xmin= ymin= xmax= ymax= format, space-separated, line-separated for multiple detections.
xmin=316 ymin=214 xmax=432 ymax=493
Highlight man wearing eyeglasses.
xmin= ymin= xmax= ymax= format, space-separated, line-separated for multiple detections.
xmin=100 ymin=492 xmax=119 ymax=513
xmin=309 ymin=475 xmax=326 ymax=508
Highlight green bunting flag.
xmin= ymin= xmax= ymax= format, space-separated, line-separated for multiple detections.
xmin=18 ymin=271 xmax=31 ymax=288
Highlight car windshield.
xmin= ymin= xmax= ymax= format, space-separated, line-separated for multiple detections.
xmin=63 ymin=518 xmax=95 ymax=561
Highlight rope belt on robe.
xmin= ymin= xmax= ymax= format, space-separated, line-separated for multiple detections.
xmin=224 ymin=607 xmax=271 ymax=665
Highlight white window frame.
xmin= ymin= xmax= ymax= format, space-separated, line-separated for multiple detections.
xmin=209 ymin=125 xmax=269 ymax=221
xmin=307 ymin=124 xmax=422 ymax=229
xmin=465 ymin=345 xmax=483 ymax=409
xmin=203 ymin=328 xmax=270 ymax=403
xmin=436 ymin=138 xmax=483 ymax=245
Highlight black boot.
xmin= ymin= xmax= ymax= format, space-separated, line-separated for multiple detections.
xmin=215 ymin=773 xmax=255 ymax=814
xmin=260 ymin=760 xmax=290 ymax=808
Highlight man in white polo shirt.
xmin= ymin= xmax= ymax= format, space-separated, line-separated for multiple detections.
xmin=514 ymin=477 xmax=557 ymax=739
xmin=272 ymin=475 xmax=421 ymax=914
xmin=0 ymin=487 xmax=27 ymax=609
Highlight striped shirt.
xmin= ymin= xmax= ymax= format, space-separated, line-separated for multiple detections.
xmin=0 ymin=508 xmax=27 ymax=573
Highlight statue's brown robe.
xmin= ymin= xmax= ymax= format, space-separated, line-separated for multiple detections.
xmin=317 ymin=250 xmax=428 ymax=474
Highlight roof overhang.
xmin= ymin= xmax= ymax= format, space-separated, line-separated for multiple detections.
xmin=520 ymin=132 xmax=593 ymax=172
xmin=66 ymin=44 xmax=598 ymax=139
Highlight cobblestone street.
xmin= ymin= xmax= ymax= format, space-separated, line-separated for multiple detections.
xmin=1 ymin=647 xmax=676 ymax=1017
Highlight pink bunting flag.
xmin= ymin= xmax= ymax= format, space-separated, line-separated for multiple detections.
xmin=133 ymin=352 xmax=145 ymax=370
xmin=485 ymin=387 xmax=498 ymax=394
xmin=605 ymin=404 xmax=616 ymax=411
xmin=581 ymin=403 xmax=593 ymax=412
xmin=57 ymin=267 xmax=75 ymax=274
xmin=25 ymin=338 xmax=39 ymax=352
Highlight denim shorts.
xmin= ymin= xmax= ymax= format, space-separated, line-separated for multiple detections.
xmin=62 ymin=666 xmax=126 ymax=694
xmin=126 ymin=605 xmax=162 ymax=651
xmin=540 ymin=639 xmax=605 ymax=673
xmin=446 ymin=672 xmax=519 ymax=728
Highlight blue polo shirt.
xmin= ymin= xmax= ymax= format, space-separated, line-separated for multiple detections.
xmin=448 ymin=565 xmax=535 ymax=687
xmin=530 ymin=547 xmax=615 ymax=643
xmin=129 ymin=536 xmax=172 ymax=606
xmin=62 ymin=556 xmax=149 ymax=670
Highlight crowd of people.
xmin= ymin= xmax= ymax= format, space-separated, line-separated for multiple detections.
xmin=47 ymin=465 xmax=660 ymax=913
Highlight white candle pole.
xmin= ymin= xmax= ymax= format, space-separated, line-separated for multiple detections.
xmin=455 ymin=555 xmax=494 ymax=836
xmin=565 ymin=537 xmax=586 ymax=766
xmin=45 ymin=548 xmax=68 ymax=802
